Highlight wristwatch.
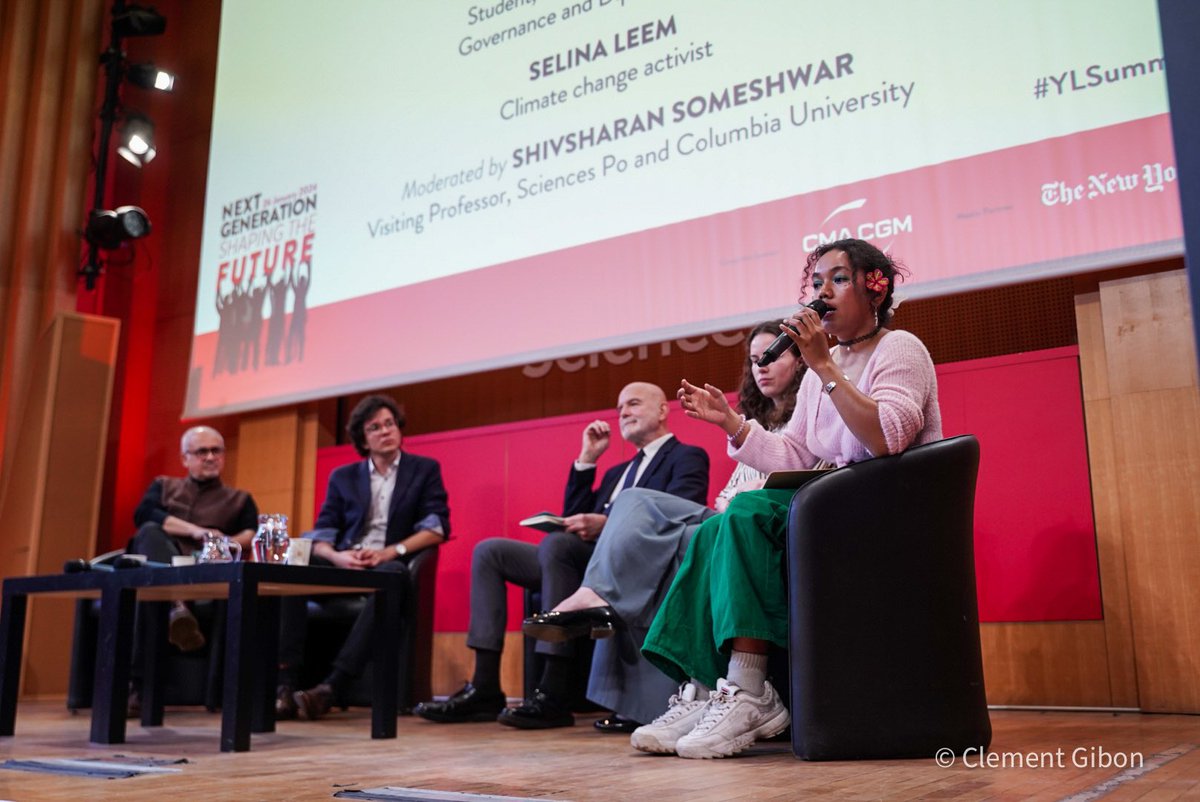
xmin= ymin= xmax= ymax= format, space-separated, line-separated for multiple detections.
xmin=394 ymin=542 xmax=408 ymax=558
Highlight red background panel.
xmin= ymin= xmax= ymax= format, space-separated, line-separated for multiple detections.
xmin=939 ymin=346 xmax=1102 ymax=622
xmin=316 ymin=349 xmax=1102 ymax=631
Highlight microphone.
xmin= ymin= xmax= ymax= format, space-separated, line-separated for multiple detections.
xmin=756 ymin=299 xmax=831 ymax=366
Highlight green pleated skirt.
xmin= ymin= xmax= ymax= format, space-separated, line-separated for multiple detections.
xmin=642 ymin=488 xmax=795 ymax=688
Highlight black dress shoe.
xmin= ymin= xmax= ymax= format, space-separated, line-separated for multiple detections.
xmin=497 ymin=689 xmax=574 ymax=729
xmin=521 ymin=606 xmax=621 ymax=642
xmin=294 ymin=683 xmax=336 ymax=721
xmin=594 ymin=715 xmax=641 ymax=733
xmin=414 ymin=682 xmax=507 ymax=723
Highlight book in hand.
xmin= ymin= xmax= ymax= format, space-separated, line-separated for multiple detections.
xmin=762 ymin=468 xmax=832 ymax=490
xmin=519 ymin=512 xmax=566 ymax=532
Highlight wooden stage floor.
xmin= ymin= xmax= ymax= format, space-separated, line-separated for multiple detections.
xmin=2 ymin=702 xmax=1199 ymax=801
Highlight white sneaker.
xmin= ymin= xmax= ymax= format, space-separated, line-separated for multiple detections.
xmin=674 ymin=678 xmax=790 ymax=759
xmin=630 ymin=683 xmax=709 ymax=754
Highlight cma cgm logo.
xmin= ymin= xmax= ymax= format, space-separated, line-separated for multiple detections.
xmin=800 ymin=199 xmax=913 ymax=252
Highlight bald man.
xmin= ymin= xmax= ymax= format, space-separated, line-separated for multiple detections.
xmin=415 ymin=382 xmax=709 ymax=729
xmin=127 ymin=426 xmax=259 ymax=652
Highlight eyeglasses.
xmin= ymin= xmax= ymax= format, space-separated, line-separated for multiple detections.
xmin=365 ymin=418 xmax=398 ymax=435
xmin=186 ymin=446 xmax=225 ymax=458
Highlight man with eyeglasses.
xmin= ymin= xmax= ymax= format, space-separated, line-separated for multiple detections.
xmin=278 ymin=393 xmax=450 ymax=721
xmin=125 ymin=425 xmax=259 ymax=689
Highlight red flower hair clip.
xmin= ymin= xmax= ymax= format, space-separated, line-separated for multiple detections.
xmin=865 ymin=269 xmax=889 ymax=294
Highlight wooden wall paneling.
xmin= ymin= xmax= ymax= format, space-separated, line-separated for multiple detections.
xmin=0 ymin=330 xmax=55 ymax=586
xmin=1108 ymin=387 xmax=1200 ymax=713
xmin=1075 ymin=292 xmax=1111 ymax=403
xmin=979 ymin=622 xmax=1113 ymax=707
xmin=295 ymin=404 xmax=321 ymax=533
xmin=353 ymin=329 xmax=750 ymax=439
xmin=1074 ymin=292 xmax=1139 ymax=707
xmin=431 ymin=632 xmax=526 ymax=700
xmin=1100 ymin=270 xmax=1200 ymax=713
xmin=235 ymin=407 xmax=304 ymax=528
xmin=1101 ymin=272 xmax=1199 ymax=395
xmin=0 ymin=313 xmax=119 ymax=698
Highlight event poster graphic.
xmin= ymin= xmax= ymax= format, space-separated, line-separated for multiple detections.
xmin=188 ymin=0 xmax=1178 ymax=417
xmin=207 ymin=185 xmax=316 ymax=377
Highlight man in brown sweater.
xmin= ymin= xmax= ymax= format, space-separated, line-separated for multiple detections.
xmin=127 ymin=425 xmax=258 ymax=651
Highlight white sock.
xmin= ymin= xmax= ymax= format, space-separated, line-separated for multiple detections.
xmin=687 ymin=678 xmax=712 ymax=698
xmin=726 ymin=650 xmax=767 ymax=696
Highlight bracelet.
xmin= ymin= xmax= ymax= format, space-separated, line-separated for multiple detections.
xmin=822 ymin=374 xmax=852 ymax=396
xmin=728 ymin=414 xmax=748 ymax=444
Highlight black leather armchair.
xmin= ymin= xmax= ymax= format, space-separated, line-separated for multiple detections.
xmin=786 ymin=435 xmax=991 ymax=760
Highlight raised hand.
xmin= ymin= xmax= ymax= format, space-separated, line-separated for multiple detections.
xmin=678 ymin=379 xmax=736 ymax=426
xmin=579 ymin=420 xmax=611 ymax=463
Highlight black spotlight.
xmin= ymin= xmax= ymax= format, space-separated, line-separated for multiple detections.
xmin=112 ymin=4 xmax=167 ymax=38
xmin=127 ymin=62 xmax=175 ymax=91
xmin=85 ymin=206 xmax=152 ymax=250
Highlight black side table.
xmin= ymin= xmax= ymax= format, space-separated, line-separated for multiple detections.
xmin=0 ymin=561 xmax=404 ymax=752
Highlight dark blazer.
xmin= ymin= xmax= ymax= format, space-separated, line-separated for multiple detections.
xmin=563 ymin=436 xmax=710 ymax=516
xmin=310 ymin=452 xmax=450 ymax=551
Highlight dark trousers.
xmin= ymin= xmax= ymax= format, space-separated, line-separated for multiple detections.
xmin=466 ymin=530 xmax=594 ymax=658
xmin=277 ymin=554 xmax=409 ymax=685
xmin=125 ymin=522 xmax=191 ymax=681
xmin=127 ymin=521 xmax=188 ymax=562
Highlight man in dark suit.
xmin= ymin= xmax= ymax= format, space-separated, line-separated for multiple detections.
xmin=414 ymin=382 xmax=709 ymax=728
xmin=277 ymin=394 xmax=450 ymax=720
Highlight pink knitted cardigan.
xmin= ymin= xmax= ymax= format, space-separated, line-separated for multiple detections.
xmin=730 ymin=330 xmax=942 ymax=471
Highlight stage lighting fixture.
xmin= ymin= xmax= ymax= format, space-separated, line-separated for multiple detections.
xmin=85 ymin=206 xmax=152 ymax=250
xmin=112 ymin=4 xmax=167 ymax=38
xmin=116 ymin=112 xmax=156 ymax=166
xmin=127 ymin=62 xmax=175 ymax=91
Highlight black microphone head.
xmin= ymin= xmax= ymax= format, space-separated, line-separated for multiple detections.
xmin=754 ymin=299 xmax=830 ymax=367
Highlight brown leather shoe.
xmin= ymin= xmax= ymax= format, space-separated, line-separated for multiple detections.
xmin=293 ymin=683 xmax=335 ymax=721
xmin=275 ymin=685 xmax=297 ymax=720
xmin=168 ymin=605 xmax=205 ymax=652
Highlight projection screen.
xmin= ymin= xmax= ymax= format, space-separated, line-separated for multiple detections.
xmin=187 ymin=0 xmax=1179 ymax=416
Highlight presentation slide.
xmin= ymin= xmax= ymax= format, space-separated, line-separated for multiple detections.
xmin=187 ymin=0 xmax=1178 ymax=417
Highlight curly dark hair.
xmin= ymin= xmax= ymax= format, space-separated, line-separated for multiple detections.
xmin=801 ymin=238 xmax=908 ymax=326
xmin=347 ymin=394 xmax=406 ymax=457
xmin=738 ymin=320 xmax=805 ymax=430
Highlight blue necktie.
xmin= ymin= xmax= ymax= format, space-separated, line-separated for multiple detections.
xmin=618 ymin=449 xmax=645 ymax=493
